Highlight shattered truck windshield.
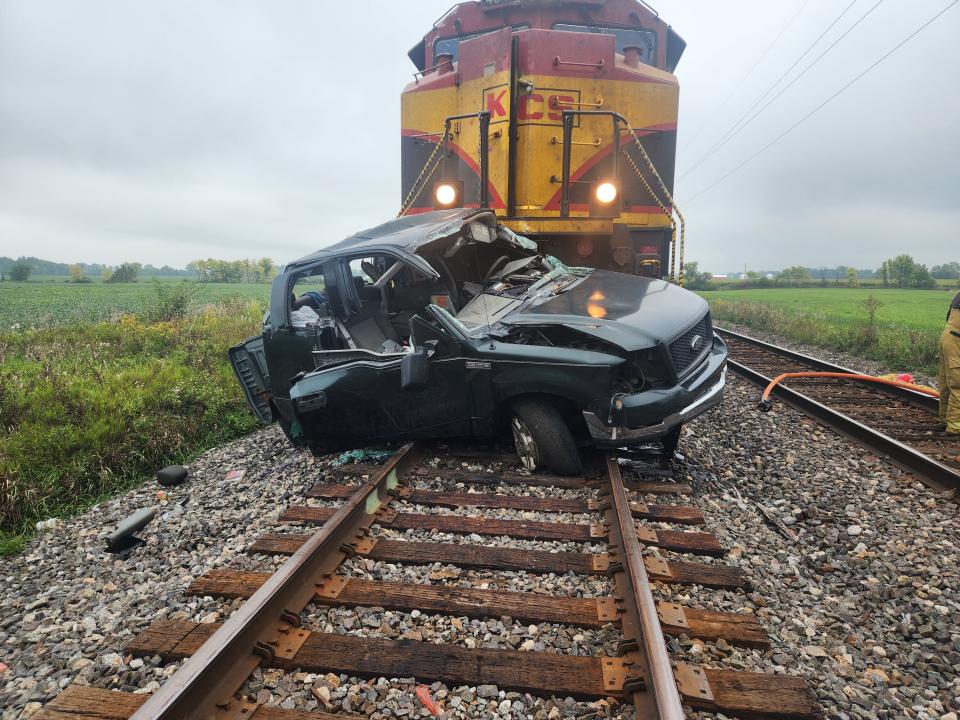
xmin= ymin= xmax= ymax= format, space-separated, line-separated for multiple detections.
xmin=419 ymin=225 xmax=592 ymax=335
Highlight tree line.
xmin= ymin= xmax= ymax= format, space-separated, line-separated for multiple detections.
xmin=186 ymin=258 xmax=277 ymax=284
xmin=876 ymin=255 xmax=938 ymax=289
xmin=686 ymin=254 xmax=957 ymax=290
xmin=1 ymin=256 xmax=280 ymax=284
xmin=0 ymin=256 xmax=189 ymax=279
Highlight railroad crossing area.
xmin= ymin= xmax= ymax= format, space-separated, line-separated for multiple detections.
xmin=4 ymin=362 xmax=957 ymax=719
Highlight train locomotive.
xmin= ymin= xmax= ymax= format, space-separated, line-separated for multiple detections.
xmin=401 ymin=0 xmax=686 ymax=281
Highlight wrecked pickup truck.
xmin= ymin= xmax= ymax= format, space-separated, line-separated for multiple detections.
xmin=230 ymin=209 xmax=726 ymax=475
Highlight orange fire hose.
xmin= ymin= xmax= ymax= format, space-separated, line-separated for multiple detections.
xmin=758 ymin=372 xmax=940 ymax=412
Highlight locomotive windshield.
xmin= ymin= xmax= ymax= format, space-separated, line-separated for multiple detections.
xmin=553 ymin=23 xmax=657 ymax=63
xmin=433 ymin=24 xmax=530 ymax=63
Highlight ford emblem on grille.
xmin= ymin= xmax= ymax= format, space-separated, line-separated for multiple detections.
xmin=690 ymin=335 xmax=704 ymax=352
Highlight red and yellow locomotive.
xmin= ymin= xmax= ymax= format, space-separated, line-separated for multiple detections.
xmin=401 ymin=0 xmax=686 ymax=280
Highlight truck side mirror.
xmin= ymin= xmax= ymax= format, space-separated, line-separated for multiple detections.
xmin=401 ymin=347 xmax=431 ymax=391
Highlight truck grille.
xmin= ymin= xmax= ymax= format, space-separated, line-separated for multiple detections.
xmin=669 ymin=313 xmax=712 ymax=377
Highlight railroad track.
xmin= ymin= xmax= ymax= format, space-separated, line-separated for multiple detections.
xmin=718 ymin=327 xmax=960 ymax=492
xmin=36 ymin=443 xmax=819 ymax=720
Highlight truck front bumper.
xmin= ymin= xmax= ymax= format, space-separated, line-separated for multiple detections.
xmin=583 ymin=338 xmax=727 ymax=447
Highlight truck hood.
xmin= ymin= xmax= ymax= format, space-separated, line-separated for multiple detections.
xmin=504 ymin=270 xmax=708 ymax=352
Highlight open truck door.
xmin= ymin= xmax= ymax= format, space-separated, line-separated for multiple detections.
xmin=229 ymin=336 xmax=273 ymax=424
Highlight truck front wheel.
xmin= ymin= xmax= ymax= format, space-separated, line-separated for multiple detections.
xmin=510 ymin=398 xmax=583 ymax=476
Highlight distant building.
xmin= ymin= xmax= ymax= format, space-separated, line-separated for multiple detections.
xmin=711 ymin=274 xmax=728 ymax=280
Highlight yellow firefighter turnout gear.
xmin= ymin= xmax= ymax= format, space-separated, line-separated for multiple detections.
xmin=940 ymin=291 xmax=960 ymax=434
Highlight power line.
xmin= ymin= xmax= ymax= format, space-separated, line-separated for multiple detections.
xmin=680 ymin=0 xmax=860 ymax=179
xmin=680 ymin=0 xmax=888 ymax=181
xmin=683 ymin=0 xmax=813 ymax=149
xmin=685 ymin=0 xmax=960 ymax=205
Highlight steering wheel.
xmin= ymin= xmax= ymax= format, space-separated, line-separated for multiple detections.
xmin=483 ymin=255 xmax=510 ymax=285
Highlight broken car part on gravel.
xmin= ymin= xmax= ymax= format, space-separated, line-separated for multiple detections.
xmin=105 ymin=506 xmax=158 ymax=555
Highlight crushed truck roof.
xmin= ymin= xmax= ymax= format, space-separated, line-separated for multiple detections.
xmin=287 ymin=209 xmax=496 ymax=270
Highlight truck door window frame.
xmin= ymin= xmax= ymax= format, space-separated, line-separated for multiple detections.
xmin=270 ymin=248 xmax=441 ymax=334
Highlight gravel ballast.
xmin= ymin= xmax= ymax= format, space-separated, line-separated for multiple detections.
xmin=2 ymin=362 xmax=958 ymax=718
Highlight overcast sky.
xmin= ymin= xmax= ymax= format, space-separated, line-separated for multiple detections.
xmin=0 ymin=0 xmax=957 ymax=272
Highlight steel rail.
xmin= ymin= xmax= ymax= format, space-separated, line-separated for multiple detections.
xmin=129 ymin=443 xmax=423 ymax=720
xmin=604 ymin=456 xmax=686 ymax=720
xmin=726 ymin=358 xmax=959 ymax=492
xmin=716 ymin=327 xmax=938 ymax=411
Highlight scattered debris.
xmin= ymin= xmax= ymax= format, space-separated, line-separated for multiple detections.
xmin=224 ymin=469 xmax=245 ymax=482
xmin=156 ymin=465 xmax=188 ymax=487
xmin=34 ymin=518 xmax=62 ymax=532
xmin=415 ymin=685 xmax=441 ymax=716
xmin=753 ymin=500 xmax=799 ymax=542
xmin=105 ymin=506 xmax=158 ymax=555
xmin=332 ymin=449 xmax=392 ymax=467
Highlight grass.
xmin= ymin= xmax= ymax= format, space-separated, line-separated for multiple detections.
xmin=700 ymin=287 xmax=952 ymax=375
xmin=0 ymin=284 xmax=268 ymax=554
xmin=0 ymin=278 xmax=270 ymax=329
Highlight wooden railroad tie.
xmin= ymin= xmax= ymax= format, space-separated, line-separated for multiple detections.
xmin=126 ymin=620 xmax=819 ymax=718
xmin=248 ymin=535 xmax=751 ymax=590
xmin=306 ymin=484 xmax=705 ymax=524
xmin=278 ymin=506 xmax=725 ymax=556
xmin=31 ymin=685 xmax=346 ymax=720
xmin=187 ymin=569 xmax=769 ymax=648
xmin=335 ymin=463 xmax=693 ymax=494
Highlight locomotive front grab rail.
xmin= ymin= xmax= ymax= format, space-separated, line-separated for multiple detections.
xmin=551 ymin=136 xmax=601 ymax=147
xmin=554 ymin=56 xmax=605 ymax=69
xmin=560 ymin=110 xmax=625 ymax=217
xmin=443 ymin=111 xmax=492 ymax=209
xmin=551 ymin=96 xmax=604 ymax=109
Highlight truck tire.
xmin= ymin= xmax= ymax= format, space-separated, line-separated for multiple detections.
xmin=510 ymin=398 xmax=583 ymax=476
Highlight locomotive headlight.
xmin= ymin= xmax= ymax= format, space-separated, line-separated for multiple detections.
xmin=433 ymin=181 xmax=462 ymax=209
xmin=595 ymin=181 xmax=618 ymax=204
xmin=435 ymin=184 xmax=457 ymax=205
xmin=590 ymin=180 xmax=621 ymax=218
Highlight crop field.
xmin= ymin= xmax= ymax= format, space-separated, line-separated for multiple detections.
xmin=702 ymin=288 xmax=951 ymax=334
xmin=700 ymin=287 xmax=954 ymax=375
xmin=0 ymin=278 xmax=271 ymax=329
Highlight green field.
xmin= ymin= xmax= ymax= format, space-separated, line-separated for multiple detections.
xmin=0 ymin=280 xmax=268 ymax=554
xmin=700 ymin=287 xmax=954 ymax=375
xmin=0 ymin=278 xmax=270 ymax=328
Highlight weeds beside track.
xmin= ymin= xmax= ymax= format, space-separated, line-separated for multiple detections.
xmin=0 ymin=298 xmax=265 ymax=554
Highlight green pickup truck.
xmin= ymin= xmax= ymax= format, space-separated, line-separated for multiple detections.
xmin=230 ymin=209 xmax=726 ymax=474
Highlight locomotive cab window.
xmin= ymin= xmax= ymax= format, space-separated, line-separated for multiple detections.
xmin=432 ymin=24 xmax=530 ymax=63
xmin=552 ymin=23 xmax=657 ymax=66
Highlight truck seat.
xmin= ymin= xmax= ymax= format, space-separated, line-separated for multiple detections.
xmin=344 ymin=309 xmax=400 ymax=351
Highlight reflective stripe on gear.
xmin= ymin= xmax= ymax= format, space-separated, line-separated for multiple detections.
xmin=941 ymin=323 xmax=960 ymax=431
